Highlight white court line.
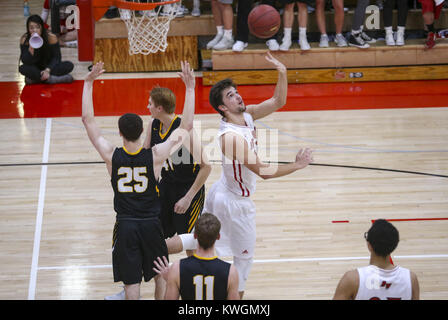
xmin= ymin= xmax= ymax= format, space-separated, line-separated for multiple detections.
xmin=37 ymin=254 xmax=448 ymax=271
xmin=28 ymin=118 xmax=52 ymax=300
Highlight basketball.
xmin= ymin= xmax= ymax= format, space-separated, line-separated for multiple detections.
xmin=248 ymin=5 xmax=281 ymax=39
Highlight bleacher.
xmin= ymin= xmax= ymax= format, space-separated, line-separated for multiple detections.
xmin=91 ymin=0 xmax=448 ymax=84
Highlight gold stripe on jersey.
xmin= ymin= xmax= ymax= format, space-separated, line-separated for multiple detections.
xmin=188 ymin=195 xmax=204 ymax=232
xmin=188 ymin=195 xmax=203 ymax=225
xmin=193 ymin=253 xmax=218 ymax=261
xmin=159 ymin=115 xmax=178 ymax=139
xmin=112 ymin=221 xmax=118 ymax=248
xmin=123 ymin=146 xmax=142 ymax=155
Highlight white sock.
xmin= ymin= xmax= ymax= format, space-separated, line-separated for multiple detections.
xmin=283 ymin=27 xmax=292 ymax=40
xmin=223 ymin=29 xmax=232 ymax=39
xmin=299 ymin=27 xmax=307 ymax=36
xmin=397 ymin=26 xmax=405 ymax=32
xmin=216 ymin=25 xmax=223 ymax=35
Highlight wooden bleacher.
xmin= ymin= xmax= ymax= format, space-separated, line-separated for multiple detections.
xmin=92 ymin=4 xmax=448 ymax=84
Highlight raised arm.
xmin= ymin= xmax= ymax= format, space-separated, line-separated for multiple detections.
xmin=221 ymin=132 xmax=313 ymax=180
xmin=81 ymin=61 xmax=115 ymax=175
xmin=245 ymin=52 xmax=287 ymax=120
xmin=152 ymin=61 xmax=196 ymax=180
xmin=173 ymin=129 xmax=212 ymax=214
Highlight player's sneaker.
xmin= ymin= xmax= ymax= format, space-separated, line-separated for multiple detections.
xmin=232 ymin=40 xmax=248 ymax=52
xmin=319 ymin=34 xmax=329 ymax=48
xmin=299 ymin=36 xmax=311 ymax=50
xmin=425 ymin=32 xmax=436 ymax=49
xmin=279 ymin=37 xmax=291 ymax=51
xmin=266 ymin=39 xmax=280 ymax=51
xmin=104 ymin=289 xmax=125 ymax=300
xmin=348 ymin=33 xmax=370 ymax=49
xmin=334 ymin=34 xmax=348 ymax=47
xmin=213 ymin=35 xmax=234 ymax=50
xmin=206 ymin=33 xmax=223 ymax=49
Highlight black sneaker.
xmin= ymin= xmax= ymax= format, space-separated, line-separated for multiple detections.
xmin=348 ymin=33 xmax=370 ymax=49
xmin=360 ymin=31 xmax=376 ymax=44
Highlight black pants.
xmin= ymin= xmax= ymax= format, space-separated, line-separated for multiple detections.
xmin=235 ymin=0 xmax=278 ymax=42
xmin=19 ymin=61 xmax=74 ymax=82
xmin=383 ymin=0 xmax=409 ymax=27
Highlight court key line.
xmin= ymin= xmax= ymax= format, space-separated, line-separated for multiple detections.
xmin=37 ymin=254 xmax=448 ymax=271
xmin=28 ymin=118 xmax=52 ymax=300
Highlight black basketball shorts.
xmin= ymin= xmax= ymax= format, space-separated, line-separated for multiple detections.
xmin=159 ymin=184 xmax=205 ymax=238
xmin=112 ymin=217 xmax=168 ymax=285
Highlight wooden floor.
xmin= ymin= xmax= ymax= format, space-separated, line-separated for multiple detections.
xmin=1 ymin=0 xmax=447 ymax=300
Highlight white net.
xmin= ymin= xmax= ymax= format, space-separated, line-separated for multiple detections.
xmin=118 ymin=1 xmax=180 ymax=55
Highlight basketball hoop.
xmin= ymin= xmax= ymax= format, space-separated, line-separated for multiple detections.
xmin=94 ymin=0 xmax=181 ymax=55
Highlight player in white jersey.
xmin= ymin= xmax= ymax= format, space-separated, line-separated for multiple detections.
xmin=333 ymin=219 xmax=420 ymax=300
xmin=202 ymin=52 xmax=313 ymax=298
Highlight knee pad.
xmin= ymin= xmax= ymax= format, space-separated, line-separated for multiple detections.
xmin=233 ymin=256 xmax=253 ymax=292
xmin=179 ymin=233 xmax=198 ymax=251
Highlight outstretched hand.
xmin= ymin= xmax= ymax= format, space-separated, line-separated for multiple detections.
xmin=178 ymin=60 xmax=195 ymax=89
xmin=85 ymin=61 xmax=105 ymax=82
xmin=295 ymin=148 xmax=314 ymax=169
xmin=265 ymin=52 xmax=286 ymax=72
xmin=153 ymin=256 xmax=170 ymax=281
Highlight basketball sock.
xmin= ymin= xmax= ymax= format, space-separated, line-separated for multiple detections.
xmin=223 ymin=29 xmax=233 ymax=39
xmin=283 ymin=27 xmax=292 ymax=40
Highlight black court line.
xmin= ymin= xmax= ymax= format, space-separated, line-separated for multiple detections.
xmin=0 ymin=160 xmax=447 ymax=178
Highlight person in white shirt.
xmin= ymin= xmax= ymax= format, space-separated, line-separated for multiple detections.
xmin=180 ymin=52 xmax=313 ymax=299
xmin=333 ymin=219 xmax=420 ymax=300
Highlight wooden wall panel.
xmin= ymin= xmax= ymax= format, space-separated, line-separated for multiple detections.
xmin=94 ymin=36 xmax=198 ymax=72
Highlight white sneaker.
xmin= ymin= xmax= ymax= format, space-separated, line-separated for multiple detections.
xmin=396 ymin=28 xmax=405 ymax=46
xmin=319 ymin=34 xmax=329 ymax=48
xmin=279 ymin=38 xmax=291 ymax=51
xmin=161 ymin=4 xmax=184 ymax=17
xmin=232 ymin=40 xmax=248 ymax=52
xmin=385 ymin=31 xmax=395 ymax=46
xmin=334 ymin=34 xmax=348 ymax=47
xmin=191 ymin=7 xmax=200 ymax=16
xmin=266 ymin=39 xmax=280 ymax=51
xmin=299 ymin=36 xmax=310 ymax=50
xmin=104 ymin=289 xmax=125 ymax=300
xmin=213 ymin=35 xmax=234 ymax=50
xmin=206 ymin=33 xmax=223 ymax=49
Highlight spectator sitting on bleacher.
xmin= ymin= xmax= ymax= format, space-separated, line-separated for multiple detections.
xmin=348 ymin=0 xmax=377 ymax=49
xmin=383 ymin=0 xmax=408 ymax=46
xmin=41 ymin=0 xmax=77 ymax=48
xmin=19 ymin=15 xmax=74 ymax=85
xmin=419 ymin=0 xmax=445 ymax=49
xmin=207 ymin=0 xmax=235 ymax=50
xmin=232 ymin=1 xmax=280 ymax=52
xmin=316 ymin=0 xmax=348 ymax=47
xmin=279 ymin=0 xmax=313 ymax=51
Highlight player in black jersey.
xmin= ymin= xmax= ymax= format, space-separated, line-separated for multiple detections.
xmin=82 ymin=61 xmax=196 ymax=300
xmin=144 ymin=86 xmax=211 ymax=243
xmin=153 ymin=213 xmax=240 ymax=300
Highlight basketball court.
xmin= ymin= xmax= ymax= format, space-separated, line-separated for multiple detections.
xmin=0 ymin=0 xmax=447 ymax=300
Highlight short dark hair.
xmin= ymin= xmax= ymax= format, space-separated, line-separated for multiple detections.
xmin=194 ymin=213 xmax=221 ymax=250
xmin=118 ymin=113 xmax=143 ymax=142
xmin=365 ymin=219 xmax=399 ymax=257
xmin=209 ymin=78 xmax=237 ymax=117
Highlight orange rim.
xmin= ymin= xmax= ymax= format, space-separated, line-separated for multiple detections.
xmin=92 ymin=0 xmax=180 ymax=21
xmin=113 ymin=0 xmax=180 ymax=11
